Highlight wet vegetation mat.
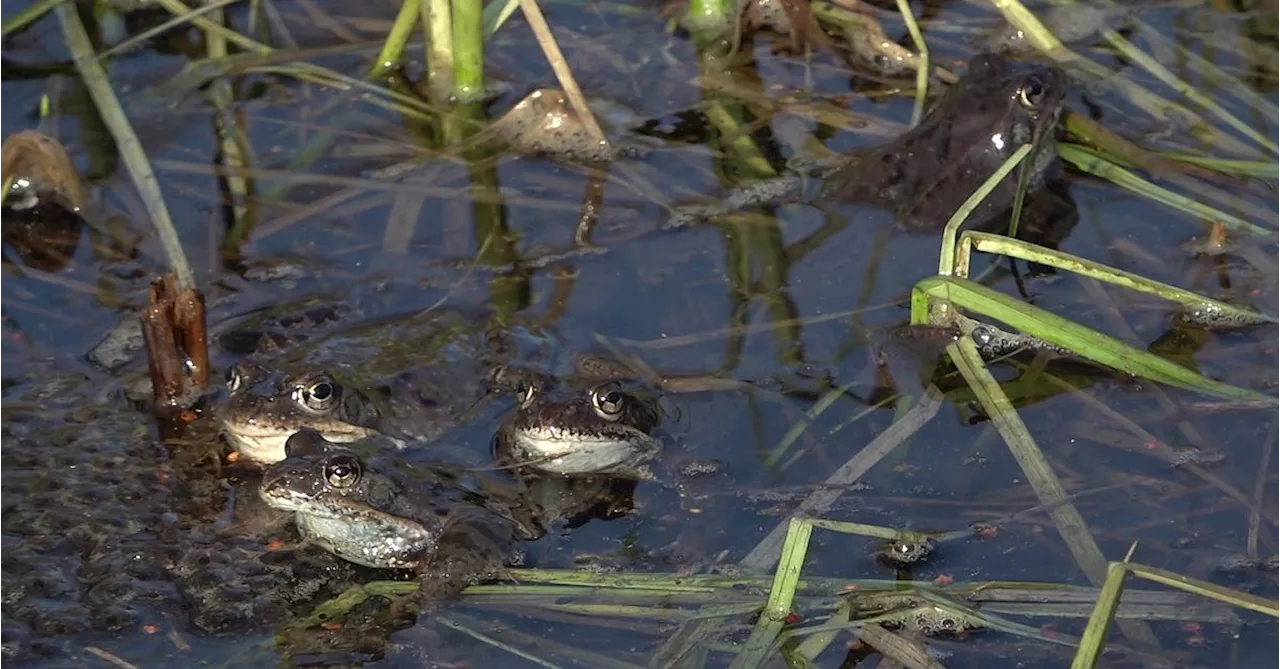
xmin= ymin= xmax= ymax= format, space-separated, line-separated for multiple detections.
xmin=2 ymin=0 xmax=1277 ymax=667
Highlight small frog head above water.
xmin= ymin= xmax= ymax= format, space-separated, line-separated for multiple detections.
xmin=220 ymin=361 xmax=387 ymax=464
xmin=822 ymin=53 xmax=1069 ymax=230
xmin=260 ymin=430 xmax=533 ymax=574
xmin=259 ymin=431 xmax=438 ymax=569
xmin=495 ymin=366 xmax=664 ymax=479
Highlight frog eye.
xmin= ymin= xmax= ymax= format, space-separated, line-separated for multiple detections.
xmin=1018 ymin=77 xmax=1048 ymax=108
xmin=294 ymin=376 xmax=337 ymax=411
xmin=323 ymin=455 xmax=361 ymax=488
xmin=590 ymin=385 xmax=626 ymax=420
xmin=225 ymin=367 xmax=241 ymax=392
xmin=518 ymin=383 xmax=538 ymax=408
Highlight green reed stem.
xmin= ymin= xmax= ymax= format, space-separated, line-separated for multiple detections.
xmin=372 ymin=0 xmax=421 ymax=79
xmin=452 ymin=0 xmax=484 ymax=100
xmin=424 ymin=0 xmax=454 ymax=98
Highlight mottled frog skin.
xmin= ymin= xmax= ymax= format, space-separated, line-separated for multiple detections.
xmin=667 ymin=54 xmax=1069 ymax=233
xmin=260 ymin=431 xmax=542 ymax=598
xmin=818 ymin=53 xmax=1067 ymax=230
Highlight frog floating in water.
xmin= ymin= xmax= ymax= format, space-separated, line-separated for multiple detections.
xmin=668 ymin=54 xmax=1069 ymax=233
xmin=260 ymin=430 xmax=542 ymax=599
xmin=493 ymin=356 xmax=664 ymax=480
xmin=219 ymin=308 xmax=554 ymax=463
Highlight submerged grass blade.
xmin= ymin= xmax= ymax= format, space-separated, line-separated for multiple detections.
xmin=913 ymin=276 xmax=1273 ymax=401
xmin=956 ymin=232 xmax=1275 ymax=326
xmin=767 ymin=379 xmax=858 ymax=468
xmin=1098 ymin=28 xmax=1278 ymax=155
xmin=1058 ymin=143 xmax=1272 ymax=236
xmin=57 ymin=2 xmax=193 ymax=288
xmin=947 ymin=338 xmax=1107 ymax=582
xmin=946 ymin=337 xmax=1161 ymax=650
xmin=435 ymin=614 xmax=570 ymax=669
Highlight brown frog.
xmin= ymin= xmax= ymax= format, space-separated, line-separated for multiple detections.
xmin=667 ymin=53 xmax=1070 ymax=233
xmin=260 ymin=430 xmax=543 ymax=601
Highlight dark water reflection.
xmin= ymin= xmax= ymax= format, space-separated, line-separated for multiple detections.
xmin=3 ymin=0 xmax=1277 ymax=666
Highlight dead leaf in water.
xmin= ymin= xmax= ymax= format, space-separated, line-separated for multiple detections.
xmin=491 ymin=89 xmax=614 ymax=163
xmin=1 ymin=130 xmax=88 ymax=211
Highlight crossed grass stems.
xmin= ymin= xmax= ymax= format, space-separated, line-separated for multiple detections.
xmin=12 ymin=0 xmax=1277 ymax=665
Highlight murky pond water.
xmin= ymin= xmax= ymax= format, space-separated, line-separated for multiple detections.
xmin=3 ymin=0 xmax=1277 ymax=667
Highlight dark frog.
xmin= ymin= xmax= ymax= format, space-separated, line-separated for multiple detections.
xmin=668 ymin=54 xmax=1070 ymax=233
xmin=260 ymin=430 xmax=541 ymax=597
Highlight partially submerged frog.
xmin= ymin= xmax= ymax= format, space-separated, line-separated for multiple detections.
xmin=260 ymin=430 xmax=541 ymax=597
xmin=219 ymin=308 xmax=554 ymax=463
xmin=493 ymin=357 xmax=664 ymax=480
xmin=220 ymin=360 xmax=479 ymax=464
xmin=668 ymin=54 xmax=1069 ymax=232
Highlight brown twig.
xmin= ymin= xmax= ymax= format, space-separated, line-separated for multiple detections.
xmin=140 ymin=274 xmax=210 ymax=406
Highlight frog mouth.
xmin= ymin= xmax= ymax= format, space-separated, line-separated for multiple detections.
xmin=258 ymin=485 xmax=317 ymax=514
xmin=220 ymin=419 xmax=373 ymax=463
xmin=506 ymin=426 xmax=660 ymax=476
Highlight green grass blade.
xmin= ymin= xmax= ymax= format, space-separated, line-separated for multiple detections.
xmin=938 ymin=144 xmax=1033 ymax=275
xmin=946 ymin=337 xmax=1161 ymax=650
xmin=958 ymin=231 xmax=1275 ymax=327
xmin=914 ymin=276 xmax=1273 ymax=401
xmin=730 ymin=518 xmax=812 ymax=669
xmin=1070 ymin=561 xmax=1129 ymax=669
xmin=1128 ymin=564 xmax=1279 ymax=618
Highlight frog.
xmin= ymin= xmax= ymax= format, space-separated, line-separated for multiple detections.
xmin=259 ymin=430 xmax=542 ymax=600
xmin=666 ymin=53 xmax=1070 ymax=234
xmin=218 ymin=308 xmax=557 ymax=464
xmin=492 ymin=356 xmax=664 ymax=480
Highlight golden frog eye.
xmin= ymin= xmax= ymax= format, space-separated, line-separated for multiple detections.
xmin=590 ymin=385 xmax=626 ymax=420
xmin=1018 ymin=76 xmax=1047 ymax=108
xmin=294 ymin=375 xmax=337 ymax=411
xmin=323 ymin=455 xmax=361 ymax=488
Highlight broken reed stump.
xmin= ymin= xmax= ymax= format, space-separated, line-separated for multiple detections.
xmin=140 ymin=273 xmax=209 ymax=407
